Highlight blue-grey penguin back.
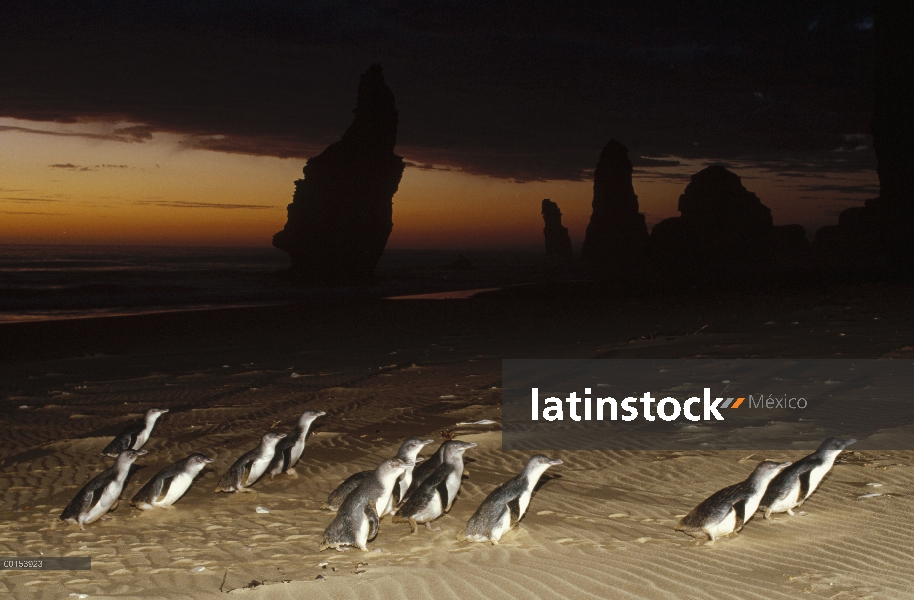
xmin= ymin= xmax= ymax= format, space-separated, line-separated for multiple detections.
xmin=324 ymin=470 xmax=371 ymax=511
xmin=131 ymin=452 xmax=212 ymax=508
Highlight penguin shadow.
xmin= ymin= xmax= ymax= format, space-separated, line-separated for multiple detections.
xmin=533 ymin=473 xmax=562 ymax=493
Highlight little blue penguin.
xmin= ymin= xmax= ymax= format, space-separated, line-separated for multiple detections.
xmin=401 ymin=439 xmax=449 ymax=499
xmin=61 ymin=449 xmax=147 ymax=529
xmin=324 ymin=438 xmax=434 ymax=512
xmin=676 ymin=460 xmax=792 ymax=542
xmin=215 ymin=432 xmax=286 ymax=493
xmin=101 ymin=408 xmax=169 ymax=457
xmin=319 ymin=458 xmax=411 ymax=552
xmin=267 ymin=409 xmax=326 ymax=478
xmin=459 ymin=454 xmax=563 ymax=544
xmin=759 ymin=437 xmax=856 ymax=519
xmin=393 ymin=440 xmax=476 ymax=533
xmin=131 ymin=453 xmax=214 ymax=509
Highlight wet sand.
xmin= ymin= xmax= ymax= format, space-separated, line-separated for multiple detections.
xmin=2 ymin=281 xmax=913 ymax=599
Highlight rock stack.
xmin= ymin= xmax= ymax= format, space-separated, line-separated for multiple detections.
xmin=541 ymin=199 xmax=573 ymax=258
xmin=273 ymin=64 xmax=405 ymax=285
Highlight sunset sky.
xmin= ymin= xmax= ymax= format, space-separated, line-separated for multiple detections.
xmin=0 ymin=2 xmax=878 ymax=249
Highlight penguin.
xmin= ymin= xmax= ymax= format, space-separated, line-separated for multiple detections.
xmin=101 ymin=408 xmax=169 ymax=457
xmin=676 ymin=460 xmax=792 ymax=542
xmin=759 ymin=437 xmax=856 ymax=519
xmin=459 ymin=454 xmax=563 ymax=544
xmin=267 ymin=409 xmax=326 ymax=478
xmin=215 ymin=432 xmax=286 ymax=493
xmin=393 ymin=440 xmax=476 ymax=533
xmin=401 ymin=439 xmax=449 ymax=499
xmin=131 ymin=453 xmax=214 ymax=509
xmin=61 ymin=449 xmax=147 ymax=530
xmin=323 ymin=438 xmax=435 ymax=512
xmin=319 ymin=458 xmax=411 ymax=552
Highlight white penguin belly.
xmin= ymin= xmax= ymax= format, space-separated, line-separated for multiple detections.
xmin=489 ymin=508 xmax=513 ymax=541
xmin=769 ymin=482 xmax=802 ymax=512
xmin=705 ymin=510 xmax=738 ymax=537
xmin=444 ymin=470 xmax=463 ymax=511
xmin=806 ymin=460 xmax=835 ymax=498
xmin=356 ymin=512 xmax=370 ymax=548
xmin=156 ymin=473 xmax=193 ymax=506
xmin=518 ymin=489 xmax=532 ymax=520
xmin=743 ymin=493 xmax=764 ymax=519
xmin=288 ymin=438 xmax=306 ymax=468
xmin=413 ymin=494 xmax=443 ymax=522
xmin=246 ymin=456 xmax=271 ymax=485
xmin=377 ymin=493 xmax=395 ymax=518
xmin=133 ymin=427 xmax=152 ymax=450
xmin=84 ymin=482 xmax=122 ymax=523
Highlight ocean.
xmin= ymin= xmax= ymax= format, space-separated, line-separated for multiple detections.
xmin=0 ymin=245 xmax=556 ymax=322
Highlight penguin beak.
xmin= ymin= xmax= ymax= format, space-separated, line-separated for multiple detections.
xmin=780 ymin=461 xmax=792 ymax=468
xmin=316 ymin=411 xmax=327 ymax=417
xmin=421 ymin=439 xmax=435 ymax=445
xmin=548 ymin=458 xmax=563 ymax=466
xmin=159 ymin=409 xmax=169 ymax=413
xmin=843 ymin=438 xmax=857 ymax=448
xmin=203 ymin=457 xmax=214 ymax=463
xmin=136 ymin=450 xmax=149 ymax=456
xmin=276 ymin=433 xmax=287 ymax=438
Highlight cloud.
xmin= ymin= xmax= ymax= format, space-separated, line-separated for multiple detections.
xmin=0 ymin=2 xmax=877 ymax=182
xmin=0 ymin=124 xmax=154 ymax=144
xmin=0 ymin=210 xmax=65 ymax=215
xmin=136 ymin=200 xmax=279 ymax=210
xmin=0 ymin=196 xmax=64 ymax=203
xmin=631 ymin=157 xmax=681 ymax=168
xmin=795 ymin=183 xmax=880 ymax=195
xmin=48 ymin=163 xmax=129 ymax=171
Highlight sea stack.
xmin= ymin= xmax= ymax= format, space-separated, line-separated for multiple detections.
xmin=273 ymin=64 xmax=405 ymax=285
xmin=650 ymin=166 xmax=805 ymax=273
xmin=541 ymin=199 xmax=573 ymax=258
xmin=580 ymin=140 xmax=649 ymax=273
xmin=814 ymin=1 xmax=914 ymax=275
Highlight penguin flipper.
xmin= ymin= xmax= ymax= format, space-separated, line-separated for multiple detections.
xmin=435 ymin=478 xmax=450 ymax=513
xmin=157 ymin=475 xmax=175 ymax=503
xmin=366 ymin=504 xmax=380 ymax=541
xmin=733 ymin=499 xmax=747 ymax=532
xmin=392 ymin=476 xmax=403 ymax=506
xmin=507 ymin=497 xmax=522 ymax=527
xmin=799 ymin=470 xmax=812 ymax=500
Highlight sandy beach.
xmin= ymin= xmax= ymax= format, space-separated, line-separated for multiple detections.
xmin=2 ymin=282 xmax=914 ymax=599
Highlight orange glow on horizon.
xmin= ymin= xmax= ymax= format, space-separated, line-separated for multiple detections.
xmin=0 ymin=118 xmax=877 ymax=249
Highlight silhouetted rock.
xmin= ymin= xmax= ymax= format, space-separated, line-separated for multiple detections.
xmin=541 ymin=199 xmax=573 ymax=258
xmin=651 ymin=166 xmax=808 ymax=273
xmin=580 ymin=140 xmax=649 ymax=272
xmin=815 ymin=2 xmax=914 ymax=275
xmin=273 ymin=64 xmax=405 ymax=285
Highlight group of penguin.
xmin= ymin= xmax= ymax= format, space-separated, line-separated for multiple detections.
xmin=59 ymin=406 xmax=856 ymax=548
xmin=59 ymin=407 xmax=563 ymax=548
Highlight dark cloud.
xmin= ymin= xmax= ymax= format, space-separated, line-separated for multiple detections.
xmin=0 ymin=1 xmax=876 ymax=181
xmin=48 ymin=163 xmax=129 ymax=171
xmin=1 ymin=197 xmax=64 ymax=203
xmin=136 ymin=200 xmax=279 ymax=210
xmin=796 ymin=183 xmax=880 ymax=195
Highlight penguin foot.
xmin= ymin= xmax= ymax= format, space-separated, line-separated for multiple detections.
xmin=424 ymin=522 xmax=441 ymax=532
xmin=334 ymin=546 xmax=352 ymax=553
xmin=236 ymin=487 xmax=256 ymax=494
xmin=787 ymin=509 xmax=795 ymax=516
xmin=763 ymin=509 xmax=772 ymax=520
xmin=286 ymin=468 xmax=298 ymax=478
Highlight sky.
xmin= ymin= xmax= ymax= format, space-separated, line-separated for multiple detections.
xmin=0 ymin=1 xmax=878 ymax=249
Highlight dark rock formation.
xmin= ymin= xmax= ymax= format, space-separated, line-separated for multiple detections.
xmin=441 ymin=254 xmax=475 ymax=270
xmin=273 ymin=64 xmax=405 ymax=285
xmin=541 ymin=199 xmax=573 ymax=258
xmin=650 ymin=166 xmax=808 ymax=273
xmin=814 ymin=1 xmax=914 ymax=276
xmin=580 ymin=140 xmax=649 ymax=272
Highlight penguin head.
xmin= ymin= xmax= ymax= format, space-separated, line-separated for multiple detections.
xmin=262 ymin=431 xmax=287 ymax=446
xmin=751 ymin=460 xmax=792 ymax=483
xmin=377 ymin=457 xmax=412 ymax=479
xmin=116 ymin=449 xmax=147 ymax=466
xmin=398 ymin=438 xmax=436 ymax=461
xmin=188 ymin=453 xmax=214 ymax=466
xmin=525 ymin=454 xmax=563 ymax=469
xmin=298 ymin=410 xmax=326 ymax=427
xmin=146 ymin=408 xmax=169 ymax=419
xmin=443 ymin=440 xmax=477 ymax=460
xmin=817 ymin=437 xmax=856 ymax=454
